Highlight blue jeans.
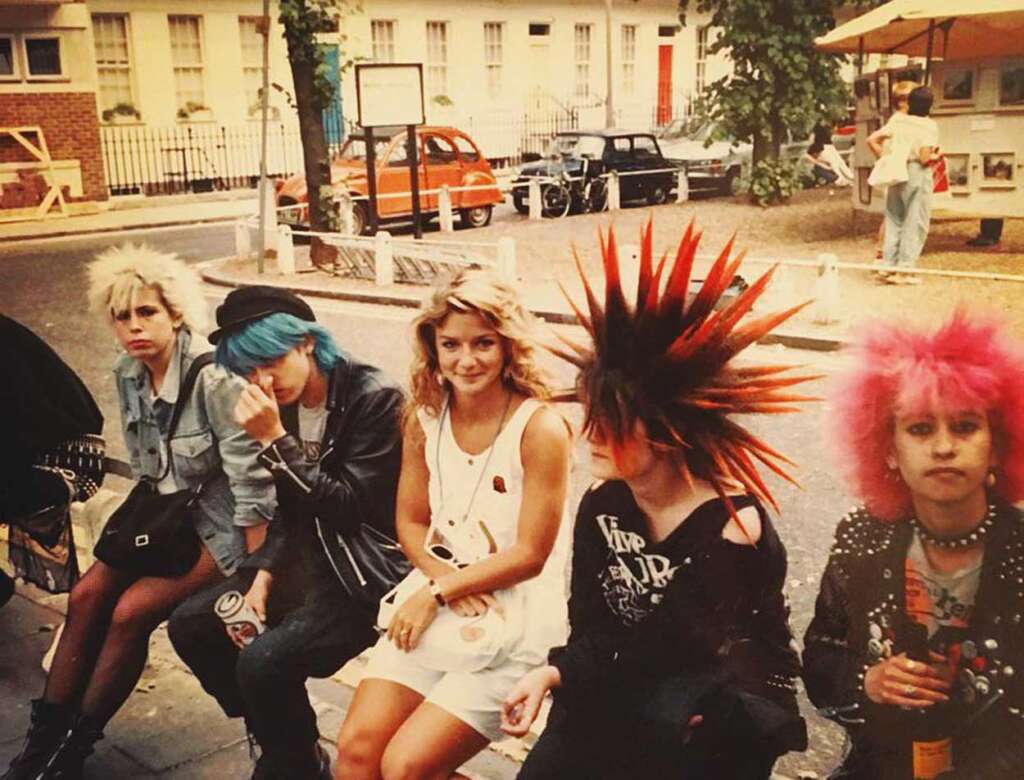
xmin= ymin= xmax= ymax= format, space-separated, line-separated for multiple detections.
xmin=883 ymin=161 xmax=933 ymax=268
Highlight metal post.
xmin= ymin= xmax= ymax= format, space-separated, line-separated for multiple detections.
xmin=235 ymin=219 xmax=251 ymax=260
xmin=276 ymin=224 xmax=295 ymax=275
xmin=256 ymin=0 xmax=270 ymax=274
xmin=407 ymin=125 xmax=422 ymax=239
xmin=605 ymin=0 xmax=615 ymax=128
xmin=924 ymin=21 xmax=935 ymax=84
xmin=675 ymin=169 xmax=689 ymax=203
xmin=365 ymin=126 xmax=379 ymax=234
xmin=607 ymin=171 xmax=620 ymax=210
xmin=528 ymin=180 xmax=542 ymax=220
xmin=812 ymin=253 xmax=841 ymax=325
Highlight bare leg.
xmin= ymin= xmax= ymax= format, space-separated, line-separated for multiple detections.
xmin=379 ymin=702 xmax=490 ymax=780
xmin=43 ymin=561 xmax=132 ymax=705
xmin=78 ymin=548 xmax=220 ymax=725
xmin=335 ymin=679 xmax=425 ymax=780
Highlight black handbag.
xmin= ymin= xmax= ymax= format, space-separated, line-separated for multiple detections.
xmin=315 ymin=518 xmax=412 ymax=611
xmin=94 ymin=354 xmax=214 ymax=578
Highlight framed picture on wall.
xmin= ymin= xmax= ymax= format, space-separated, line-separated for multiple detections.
xmin=981 ymin=153 xmax=1015 ymax=187
xmin=877 ymin=72 xmax=891 ymax=112
xmin=1000 ymin=59 xmax=1024 ymax=105
xmin=941 ymin=65 xmax=976 ymax=103
xmin=945 ymin=154 xmax=970 ymax=192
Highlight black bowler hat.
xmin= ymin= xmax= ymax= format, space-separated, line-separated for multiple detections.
xmin=209 ymin=286 xmax=316 ymax=344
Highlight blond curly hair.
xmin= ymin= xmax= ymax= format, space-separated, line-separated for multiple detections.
xmin=408 ymin=269 xmax=551 ymax=426
xmin=87 ymin=244 xmax=208 ymax=334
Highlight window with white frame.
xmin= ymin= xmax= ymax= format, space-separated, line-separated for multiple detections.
xmin=696 ymin=25 xmax=709 ymax=94
xmin=168 ymin=15 xmax=205 ymax=111
xmin=24 ymin=34 xmax=64 ymax=79
xmin=93 ymin=14 xmax=134 ymax=112
xmin=238 ymin=17 xmax=262 ymax=112
xmin=575 ymin=24 xmax=592 ymax=98
xmin=426 ymin=21 xmax=448 ymax=98
xmin=0 ymin=35 xmax=16 ymax=79
xmin=484 ymin=22 xmax=503 ymax=99
xmin=371 ymin=20 xmax=396 ymax=63
xmin=621 ymin=24 xmax=636 ymax=98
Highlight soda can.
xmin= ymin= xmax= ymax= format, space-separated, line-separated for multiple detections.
xmin=214 ymin=590 xmax=265 ymax=646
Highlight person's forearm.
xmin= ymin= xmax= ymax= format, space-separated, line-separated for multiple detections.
xmin=243 ymin=522 xmax=268 ymax=553
xmin=433 ymin=541 xmax=550 ymax=602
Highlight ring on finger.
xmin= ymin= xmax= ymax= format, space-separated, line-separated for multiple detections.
xmin=905 ymin=660 xmax=917 ymax=672
xmin=904 ymin=683 xmax=915 ymax=696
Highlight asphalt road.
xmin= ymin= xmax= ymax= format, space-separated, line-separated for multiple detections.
xmin=0 ymin=223 xmax=853 ymax=776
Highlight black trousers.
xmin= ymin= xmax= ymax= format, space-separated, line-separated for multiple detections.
xmin=980 ymin=219 xmax=1004 ymax=242
xmin=167 ymin=565 xmax=377 ymax=755
xmin=517 ymin=703 xmax=779 ymax=780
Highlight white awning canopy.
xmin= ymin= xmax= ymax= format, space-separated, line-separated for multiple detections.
xmin=816 ymin=0 xmax=1024 ymax=60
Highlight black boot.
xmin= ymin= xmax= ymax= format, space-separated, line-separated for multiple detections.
xmin=36 ymin=713 xmax=104 ymax=780
xmin=250 ymin=740 xmax=331 ymax=780
xmin=0 ymin=570 xmax=14 ymax=609
xmin=1 ymin=700 xmax=74 ymax=780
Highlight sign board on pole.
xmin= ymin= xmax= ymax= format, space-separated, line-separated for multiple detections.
xmin=355 ymin=63 xmax=425 ymax=128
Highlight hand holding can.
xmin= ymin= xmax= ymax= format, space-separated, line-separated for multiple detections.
xmin=215 ymin=590 xmax=266 ymax=648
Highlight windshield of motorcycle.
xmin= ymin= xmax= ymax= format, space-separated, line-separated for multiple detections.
xmin=546 ymin=135 xmax=605 ymax=160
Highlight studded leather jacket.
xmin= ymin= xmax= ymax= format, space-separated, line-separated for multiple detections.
xmin=803 ymin=501 xmax=1024 ymax=780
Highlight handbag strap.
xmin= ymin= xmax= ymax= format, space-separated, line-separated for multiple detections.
xmin=149 ymin=352 xmax=215 ymax=484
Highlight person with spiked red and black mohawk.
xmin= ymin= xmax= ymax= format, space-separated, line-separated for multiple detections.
xmin=500 ymin=220 xmax=815 ymax=779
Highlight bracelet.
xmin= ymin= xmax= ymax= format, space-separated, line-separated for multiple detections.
xmin=428 ymin=579 xmax=447 ymax=607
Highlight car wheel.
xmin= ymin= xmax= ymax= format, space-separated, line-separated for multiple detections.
xmin=350 ymin=202 xmax=367 ymax=236
xmin=646 ymin=180 xmax=669 ymax=206
xmin=719 ymin=167 xmax=740 ymax=196
xmin=541 ymin=183 xmax=571 ymax=218
xmin=459 ymin=205 xmax=493 ymax=229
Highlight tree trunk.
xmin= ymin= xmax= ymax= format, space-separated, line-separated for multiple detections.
xmin=285 ymin=37 xmax=335 ymax=268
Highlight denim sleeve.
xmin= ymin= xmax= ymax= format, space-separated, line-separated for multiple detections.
xmin=198 ymin=367 xmax=277 ymax=527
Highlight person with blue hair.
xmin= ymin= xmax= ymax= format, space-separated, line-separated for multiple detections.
xmin=167 ymin=286 xmax=405 ymax=780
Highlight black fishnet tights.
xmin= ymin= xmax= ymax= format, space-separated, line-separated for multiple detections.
xmin=43 ymin=550 xmax=220 ymax=726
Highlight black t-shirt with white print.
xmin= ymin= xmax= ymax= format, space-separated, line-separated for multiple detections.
xmin=550 ymin=479 xmax=801 ymax=710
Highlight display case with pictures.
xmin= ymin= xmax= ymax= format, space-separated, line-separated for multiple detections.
xmin=944 ymin=154 xmax=970 ymax=193
xmin=940 ymin=65 xmax=976 ymax=104
xmin=981 ymin=153 xmax=1015 ymax=188
xmin=1001 ymin=59 xmax=1024 ymax=106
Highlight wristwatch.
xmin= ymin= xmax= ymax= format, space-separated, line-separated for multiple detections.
xmin=428 ymin=579 xmax=447 ymax=607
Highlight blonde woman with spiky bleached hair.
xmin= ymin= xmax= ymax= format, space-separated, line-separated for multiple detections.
xmin=3 ymin=245 xmax=276 ymax=780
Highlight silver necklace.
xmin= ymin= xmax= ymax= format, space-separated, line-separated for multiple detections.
xmin=436 ymin=390 xmax=513 ymax=527
xmin=910 ymin=504 xmax=996 ymax=549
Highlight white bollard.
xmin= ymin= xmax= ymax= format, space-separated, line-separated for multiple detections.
xmin=438 ymin=185 xmax=454 ymax=232
xmin=235 ymin=219 xmax=251 ymax=260
xmin=340 ymin=192 xmax=355 ymax=235
xmin=276 ymin=224 xmax=295 ymax=275
xmin=676 ymin=169 xmax=690 ymax=203
xmin=812 ymin=252 xmax=841 ymax=325
xmin=374 ymin=230 xmax=394 ymax=286
xmin=607 ymin=172 xmax=621 ymax=211
xmin=497 ymin=236 xmax=517 ymax=278
xmin=528 ymin=180 xmax=542 ymax=220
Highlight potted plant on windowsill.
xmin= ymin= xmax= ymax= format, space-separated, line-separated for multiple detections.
xmin=101 ymin=102 xmax=142 ymax=125
xmin=177 ymin=101 xmax=214 ymax=122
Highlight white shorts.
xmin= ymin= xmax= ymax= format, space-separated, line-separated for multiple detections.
xmin=362 ymin=635 xmax=532 ymax=742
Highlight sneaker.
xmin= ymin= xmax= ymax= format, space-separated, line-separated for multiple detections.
xmin=891 ymin=274 xmax=921 ymax=286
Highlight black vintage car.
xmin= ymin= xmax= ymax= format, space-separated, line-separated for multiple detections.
xmin=512 ymin=130 xmax=678 ymax=217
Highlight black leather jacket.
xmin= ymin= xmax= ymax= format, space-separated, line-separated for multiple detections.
xmin=246 ymin=352 xmax=404 ymax=589
xmin=803 ymin=502 xmax=1024 ymax=780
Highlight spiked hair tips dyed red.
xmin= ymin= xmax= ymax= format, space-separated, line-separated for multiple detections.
xmin=831 ymin=310 xmax=1024 ymax=521
xmin=552 ymin=219 xmax=818 ymax=513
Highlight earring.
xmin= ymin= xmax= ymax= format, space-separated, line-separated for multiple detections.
xmin=435 ymin=371 xmax=445 ymax=387
xmin=987 ymin=468 xmax=997 ymax=487
xmin=502 ymin=364 xmax=513 ymax=382
xmin=885 ymin=455 xmax=898 ymax=471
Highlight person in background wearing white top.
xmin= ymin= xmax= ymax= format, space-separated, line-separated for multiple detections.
xmin=868 ymin=86 xmax=942 ymax=285
xmin=336 ymin=270 xmax=572 ymax=780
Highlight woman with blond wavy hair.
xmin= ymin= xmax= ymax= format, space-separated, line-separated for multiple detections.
xmin=335 ymin=269 xmax=572 ymax=780
xmin=3 ymin=245 xmax=275 ymax=780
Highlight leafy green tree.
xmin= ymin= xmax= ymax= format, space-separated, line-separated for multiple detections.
xmin=278 ymin=0 xmax=359 ymax=262
xmin=679 ymin=0 xmax=852 ymax=204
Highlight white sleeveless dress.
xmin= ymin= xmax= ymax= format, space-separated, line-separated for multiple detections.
xmin=418 ymin=397 xmax=569 ymax=666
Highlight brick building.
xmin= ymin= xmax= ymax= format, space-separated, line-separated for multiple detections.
xmin=0 ymin=0 xmax=107 ymax=216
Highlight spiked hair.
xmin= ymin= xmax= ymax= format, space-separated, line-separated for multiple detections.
xmin=552 ymin=219 xmax=818 ymax=514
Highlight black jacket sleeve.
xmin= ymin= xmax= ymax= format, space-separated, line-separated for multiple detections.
xmin=252 ymin=382 xmax=403 ymax=569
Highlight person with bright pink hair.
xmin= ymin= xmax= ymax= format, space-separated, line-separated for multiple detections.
xmin=803 ymin=310 xmax=1024 ymax=780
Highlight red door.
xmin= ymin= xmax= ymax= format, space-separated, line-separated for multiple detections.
xmin=657 ymin=45 xmax=673 ymax=125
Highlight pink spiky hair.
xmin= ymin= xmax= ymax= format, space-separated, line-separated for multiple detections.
xmin=831 ymin=308 xmax=1024 ymax=521
xmin=550 ymin=218 xmax=819 ymax=516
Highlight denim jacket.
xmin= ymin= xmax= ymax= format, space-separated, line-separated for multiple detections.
xmin=114 ymin=329 xmax=276 ymax=576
